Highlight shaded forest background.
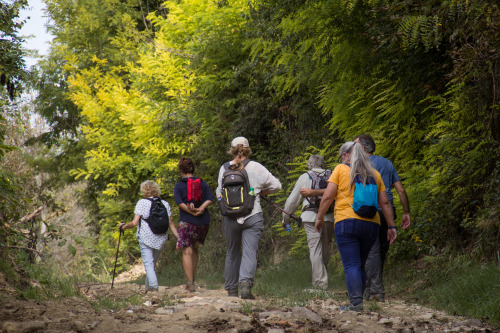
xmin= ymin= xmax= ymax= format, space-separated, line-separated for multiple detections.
xmin=1 ymin=0 xmax=499 ymax=297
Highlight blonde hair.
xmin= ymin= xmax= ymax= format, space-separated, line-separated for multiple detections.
xmin=339 ymin=141 xmax=374 ymax=188
xmin=140 ymin=180 xmax=161 ymax=198
xmin=227 ymin=144 xmax=252 ymax=169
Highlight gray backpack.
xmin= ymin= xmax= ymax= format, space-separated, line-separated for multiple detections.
xmin=218 ymin=159 xmax=255 ymax=218
xmin=303 ymin=170 xmax=333 ymax=213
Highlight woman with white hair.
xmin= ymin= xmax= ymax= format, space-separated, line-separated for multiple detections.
xmin=119 ymin=180 xmax=178 ymax=292
xmin=283 ymin=154 xmax=334 ymax=290
xmin=315 ymin=142 xmax=397 ymax=311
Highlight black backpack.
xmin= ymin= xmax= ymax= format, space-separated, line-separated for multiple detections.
xmin=304 ymin=170 xmax=333 ymax=213
xmin=218 ymin=159 xmax=255 ymax=218
xmin=141 ymin=197 xmax=170 ymax=234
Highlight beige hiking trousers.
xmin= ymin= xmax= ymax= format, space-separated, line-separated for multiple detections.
xmin=303 ymin=221 xmax=335 ymax=289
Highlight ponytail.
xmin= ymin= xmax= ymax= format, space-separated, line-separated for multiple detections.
xmin=228 ymin=144 xmax=252 ymax=170
xmin=349 ymin=143 xmax=374 ymax=188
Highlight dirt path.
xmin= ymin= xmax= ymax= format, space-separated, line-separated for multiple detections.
xmin=0 ymin=270 xmax=497 ymax=333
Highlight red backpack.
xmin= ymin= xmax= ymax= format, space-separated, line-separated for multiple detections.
xmin=187 ymin=178 xmax=203 ymax=208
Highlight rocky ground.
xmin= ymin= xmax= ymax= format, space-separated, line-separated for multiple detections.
xmin=0 ymin=268 xmax=498 ymax=333
xmin=2 ymin=185 xmax=497 ymax=332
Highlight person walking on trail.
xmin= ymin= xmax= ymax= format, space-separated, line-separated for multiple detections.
xmin=174 ymin=157 xmax=214 ymax=293
xmin=282 ymin=154 xmax=334 ymax=290
xmin=118 ymin=180 xmax=178 ymax=293
xmin=216 ymin=137 xmax=281 ymax=299
xmin=354 ymin=134 xmax=411 ymax=302
xmin=315 ymin=141 xmax=397 ymax=311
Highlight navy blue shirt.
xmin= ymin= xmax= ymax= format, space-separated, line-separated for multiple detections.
xmin=369 ymin=155 xmax=400 ymax=208
xmin=174 ymin=177 xmax=213 ymax=225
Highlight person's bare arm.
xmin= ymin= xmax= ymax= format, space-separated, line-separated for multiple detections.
xmin=191 ymin=200 xmax=213 ymax=216
xmin=168 ymin=217 xmax=178 ymax=239
xmin=379 ymin=191 xmax=397 ymax=245
xmin=394 ymin=181 xmax=411 ymax=230
xmin=179 ymin=203 xmax=198 ymax=216
xmin=118 ymin=214 xmax=140 ymax=231
xmin=315 ymin=183 xmax=337 ymax=232
xmin=299 ymin=188 xmax=325 ymax=197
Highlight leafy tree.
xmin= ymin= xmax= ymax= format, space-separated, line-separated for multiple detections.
xmin=0 ymin=0 xmax=27 ymax=100
xmin=0 ymin=0 xmax=28 ymax=221
xmin=249 ymin=0 xmax=500 ymax=260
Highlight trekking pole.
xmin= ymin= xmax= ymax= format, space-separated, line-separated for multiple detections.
xmin=260 ymin=195 xmax=302 ymax=227
xmin=111 ymin=228 xmax=123 ymax=289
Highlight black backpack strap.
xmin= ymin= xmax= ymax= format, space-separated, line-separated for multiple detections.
xmin=140 ymin=197 xmax=158 ymax=231
xmin=241 ymin=158 xmax=251 ymax=167
xmin=223 ymin=159 xmax=252 ymax=171
xmin=304 ymin=171 xmax=316 ymax=208
xmin=303 ymin=170 xmax=331 ymax=212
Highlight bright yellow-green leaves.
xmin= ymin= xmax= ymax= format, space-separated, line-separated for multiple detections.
xmin=65 ymin=0 xmax=250 ymax=197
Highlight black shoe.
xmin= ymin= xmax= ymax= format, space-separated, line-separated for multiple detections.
xmin=240 ymin=281 xmax=255 ymax=300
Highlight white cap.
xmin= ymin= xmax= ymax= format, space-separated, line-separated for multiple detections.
xmin=231 ymin=137 xmax=249 ymax=148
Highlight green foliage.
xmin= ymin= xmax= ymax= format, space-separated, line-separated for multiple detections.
xmin=398 ymin=15 xmax=441 ymax=51
xmin=0 ymin=249 xmax=81 ymax=300
xmin=248 ymin=0 xmax=500 ymax=262
xmin=0 ymin=0 xmax=28 ymax=99
xmin=240 ymin=301 xmax=253 ymax=315
xmin=253 ymin=257 xmax=343 ymax=306
xmin=386 ymin=258 xmax=500 ymax=326
xmin=90 ymin=294 xmax=144 ymax=311
xmin=1 ymin=0 xmax=28 ymax=215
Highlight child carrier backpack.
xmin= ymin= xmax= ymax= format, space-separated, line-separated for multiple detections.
xmin=304 ymin=170 xmax=333 ymax=213
xmin=218 ymin=159 xmax=255 ymax=218
xmin=339 ymin=169 xmax=379 ymax=218
xmin=142 ymin=198 xmax=170 ymax=234
xmin=187 ymin=177 xmax=203 ymax=208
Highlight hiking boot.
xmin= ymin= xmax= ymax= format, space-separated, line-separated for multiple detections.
xmin=363 ymin=288 xmax=371 ymax=300
xmin=185 ymin=281 xmax=196 ymax=293
xmin=240 ymin=281 xmax=255 ymax=300
xmin=369 ymin=293 xmax=385 ymax=302
xmin=339 ymin=303 xmax=363 ymax=312
xmin=227 ymin=287 xmax=238 ymax=297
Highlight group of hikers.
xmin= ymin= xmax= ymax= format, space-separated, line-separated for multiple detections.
xmin=118 ymin=135 xmax=411 ymax=311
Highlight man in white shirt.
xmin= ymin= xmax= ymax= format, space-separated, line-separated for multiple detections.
xmin=283 ymin=155 xmax=335 ymax=290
